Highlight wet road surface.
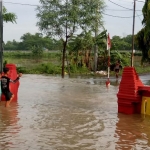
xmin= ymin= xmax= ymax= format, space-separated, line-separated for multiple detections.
xmin=0 ymin=74 xmax=150 ymax=150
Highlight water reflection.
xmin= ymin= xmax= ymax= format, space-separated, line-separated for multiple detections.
xmin=115 ymin=114 xmax=150 ymax=150
xmin=0 ymin=102 xmax=20 ymax=149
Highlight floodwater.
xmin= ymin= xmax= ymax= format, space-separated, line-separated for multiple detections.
xmin=0 ymin=74 xmax=150 ymax=150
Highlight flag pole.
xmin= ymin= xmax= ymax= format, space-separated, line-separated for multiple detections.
xmin=108 ymin=46 xmax=110 ymax=80
xmin=106 ymin=33 xmax=111 ymax=87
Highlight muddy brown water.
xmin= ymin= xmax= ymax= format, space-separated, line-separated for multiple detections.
xmin=0 ymin=74 xmax=150 ymax=150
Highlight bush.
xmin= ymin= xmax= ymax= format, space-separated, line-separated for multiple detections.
xmin=17 ymin=67 xmax=28 ymax=73
xmin=69 ymin=64 xmax=89 ymax=74
xmin=35 ymin=63 xmax=61 ymax=74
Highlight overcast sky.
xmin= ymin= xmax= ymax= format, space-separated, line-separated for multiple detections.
xmin=3 ymin=0 xmax=144 ymax=42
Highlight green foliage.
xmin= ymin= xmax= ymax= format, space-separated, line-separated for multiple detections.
xmin=135 ymin=66 xmax=150 ymax=74
xmin=69 ymin=64 xmax=89 ymax=74
xmin=3 ymin=51 xmax=32 ymax=58
xmin=20 ymin=33 xmax=52 ymax=50
xmin=4 ymin=50 xmax=150 ymax=75
xmin=3 ymin=6 xmax=17 ymax=23
xmin=97 ymin=50 xmax=130 ymax=70
xmin=142 ymin=0 xmax=150 ymax=40
xmin=36 ymin=0 xmax=105 ymax=77
xmin=68 ymin=31 xmax=94 ymax=53
xmin=35 ymin=63 xmax=61 ymax=74
xmin=68 ymin=30 xmax=107 ymax=54
xmin=4 ymin=32 xmax=62 ymax=51
xmin=135 ymin=28 xmax=150 ymax=63
xmin=3 ymin=51 xmax=62 ymax=62
xmin=111 ymin=35 xmax=133 ymax=51
xmin=37 ymin=0 xmax=105 ymax=39
xmin=16 ymin=63 xmax=89 ymax=75
xmin=95 ymin=30 xmax=107 ymax=49
xmin=17 ymin=67 xmax=28 ymax=73
xmin=78 ymin=0 xmax=105 ymax=32
xmin=4 ymin=40 xmax=20 ymax=50
xmin=110 ymin=51 xmax=130 ymax=66
xmin=134 ymin=0 xmax=150 ymax=63
xmin=31 ymin=45 xmax=43 ymax=59
xmin=17 ymin=64 xmax=61 ymax=74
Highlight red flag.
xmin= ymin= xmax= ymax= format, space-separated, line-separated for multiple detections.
xmin=107 ymin=33 xmax=111 ymax=50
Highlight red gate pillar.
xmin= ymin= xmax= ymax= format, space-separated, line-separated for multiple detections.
xmin=117 ymin=67 xmax=143 ymax=114
xmin=1 ymin=64 xmax=20 ymax=101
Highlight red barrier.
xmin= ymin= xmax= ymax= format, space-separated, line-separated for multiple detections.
xmin=117 ymin=67 xmax=144 ymax=114
xmin=1 ymin=64 xmax=19 ymax=101
xmin=138 ymin=86 xmax=150 ymax=97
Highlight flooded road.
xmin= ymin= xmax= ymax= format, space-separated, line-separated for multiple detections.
xmin=0 ymin=74 xmax=150 ymax=150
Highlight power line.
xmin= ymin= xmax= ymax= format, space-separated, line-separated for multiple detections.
xmin=4 ymin=1 xmax=143 ymax=19
xmin=4 ymin=1 xmax=38 ymax=7
xmin=115 ymin=0 xmax=144 ymax=4
xmin=102 ymin=12 xmax=142 ymax=18
xmin=4 ymin=1 xmax=143 ymax=12
xmin=108 ymin=0 xmax=133 ymax=10
xmin=115 ymin=0 xmax=133 ymax=3
xmin=107 ymin=0 xmax=143 ymax=11
xmin=135 ymin=11 xmax=142 ymax=21
xmin=106 ymin=8 xmax=141 ymax=11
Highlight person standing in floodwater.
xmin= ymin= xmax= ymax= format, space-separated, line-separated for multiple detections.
xmin=114 ymin=60 xmax=121 ymax=78
xmin=1 ymin=67 xmax=22 ymax=107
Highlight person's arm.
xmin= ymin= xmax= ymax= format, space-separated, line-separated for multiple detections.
xmin=9 ymin=73 xmax=22 ymax=83
xmin=10 ymin=77 xmax=20 ymax=83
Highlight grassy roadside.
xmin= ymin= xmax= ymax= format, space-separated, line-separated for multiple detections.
xmin=3 ymin=51 xmax=150 ymax=76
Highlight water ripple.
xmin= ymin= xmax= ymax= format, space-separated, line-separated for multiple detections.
xmin=0 ymin=74 xmax=150 ymax=149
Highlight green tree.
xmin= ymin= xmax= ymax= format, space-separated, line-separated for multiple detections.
xmin=135 ymin=28 xmax=149 ymax=63
xmin=68 ymin=31 xmax=94 ymax=68
xmin=68 ymin=30 xmax=107 ymax=69
xmin=123 ymin=35 xmax=132 ymax=44
xmin=36 ymin=0 xmax=105 ymax=78
xmin=111 ymin=35 xmax=132 ymax=51
xmin=142 ymin=0 xmax=150 ymax=40
xmin=4 ymin=39 xmax=19 ymax=50
xmin=95 ymin=30 xmax=107 ymax=50
xmin=135 ymin=0 xmax=150 ymax=63
xmin=31 ymin=45 xmax=43 ymax=61
xmin=20 ymin=32 xmax=54 ymax=50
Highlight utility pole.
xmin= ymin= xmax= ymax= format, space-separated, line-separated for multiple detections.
xmin=131 ymin=0 xmax=136 ymax=67
xmin=0 ymin=0 xmax=3 ymax=72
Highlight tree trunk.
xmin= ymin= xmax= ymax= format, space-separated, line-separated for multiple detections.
xmin=62 ymin=41 xmax=67 ymax=78
xmin=94 ymin=45 xmax=98 ymax=72
xmin=66 ymin=53 xmax=70 ymax=77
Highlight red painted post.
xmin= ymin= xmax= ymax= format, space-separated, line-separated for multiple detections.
xmin=117 ymin=67 xmax=144 ymax=114
xmin=1 ymin=64 xmax=19 ymax=101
